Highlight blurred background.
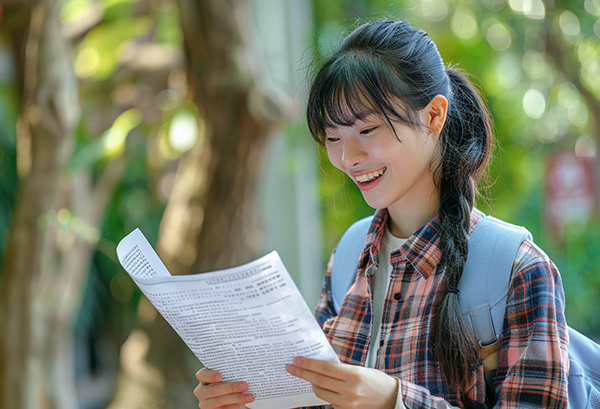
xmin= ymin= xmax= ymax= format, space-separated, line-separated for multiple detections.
xmin=0 ymin=0 xmax=598 ymax=408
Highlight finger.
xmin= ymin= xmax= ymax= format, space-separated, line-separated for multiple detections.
xmin=220 ymin=405 xmax=251 ymax=409
xmin=198 ymin=392 xmax=255 ymax=409
xmin=285 ymin=363 xmax=345 ymax=393
xmin=289 ymin=357 xmax=347 ymax=380
xmin=196 ymin=381 xmax=250 ymax=400
xmin=310 ymin=384 xmax=340 ymax=407
xmin=196 ymin=368 xmax=223 ymax=384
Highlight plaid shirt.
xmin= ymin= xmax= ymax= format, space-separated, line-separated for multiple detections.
xmin=312 ymin=208 xmax=569 ymax=409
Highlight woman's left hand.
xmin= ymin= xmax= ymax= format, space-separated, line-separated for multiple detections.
xmin=285 ymin=357 xmax=398 ymax=409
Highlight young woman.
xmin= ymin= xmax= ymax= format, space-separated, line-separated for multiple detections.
xmin=194 ymin=19 xmax=569 ymax=409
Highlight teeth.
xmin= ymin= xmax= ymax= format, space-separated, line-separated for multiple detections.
xmin=356 ymin=168 xmax=385 ymax=183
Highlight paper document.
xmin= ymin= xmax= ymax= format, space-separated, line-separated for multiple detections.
xmin=116 ymin=228 xmax=339 ymax=409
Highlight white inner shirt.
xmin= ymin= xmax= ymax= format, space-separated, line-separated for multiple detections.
xmin=365 ymin=225 xmax=407 ymax=369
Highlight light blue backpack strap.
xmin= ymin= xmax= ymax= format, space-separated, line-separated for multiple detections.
xmin=459 ymin=216 xmax=533 ymax=345
xmin=566 ymin=327 xmax=600 ymax=409
xmin=331 ymin=215 xmax=373 ymax=314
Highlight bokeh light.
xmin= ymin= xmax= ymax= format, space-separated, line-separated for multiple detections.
xmin=575 ymin=134 xmax=597 ymax=157
xmin=485 ymin=21 xmax=512 ymax=51
xmin=414 ymin=0 xmax=448 ymax=22
xmin=581 ymin=60 xmax=600 ymax=90
xmin=584 ymin=0 xmax=600 ymax=17
xmin=451 ymin=10 xmax=479 ymax=41
xmin=496 ymin=55 xmax=522 ymax=89
xmin=522 ymin=50 xmax=547 ymax=80
xmin=508 ymin=0 xmax=545 ymax=19
xmin=523 ymin=88 xmax=546 ymax=119
xmin=168 ymin=110 xmax=198 ymax=154
xmin=559 ymin=10 xmax=581 ymax=44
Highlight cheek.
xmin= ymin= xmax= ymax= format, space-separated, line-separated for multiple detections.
xmin=326 ymin=149 xmax=345 ymax=172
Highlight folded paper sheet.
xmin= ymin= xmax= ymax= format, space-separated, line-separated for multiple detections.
xmin=117 ymin=229 xmax=339 ymax=409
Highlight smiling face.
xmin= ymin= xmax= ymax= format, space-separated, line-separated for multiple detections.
xmin=324 ymin=97 xmax=447 ymax=237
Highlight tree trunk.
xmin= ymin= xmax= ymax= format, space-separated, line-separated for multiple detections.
xmin=107 ymin=0 xmax=287 ymax=408
xmin=0 ymin=1 xmax=79 ymax=407
xmin=0 ymin=2 xmax=125 ymax=409
xmin=157 ymin=0 xmax=286 ymax=273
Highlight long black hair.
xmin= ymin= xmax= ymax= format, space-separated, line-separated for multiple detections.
xmin=307 ymin=19 xmax=494 ymax=390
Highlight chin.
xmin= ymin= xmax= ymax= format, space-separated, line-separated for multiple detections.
xmin=361 ymin=196 xmax=389 ymax=210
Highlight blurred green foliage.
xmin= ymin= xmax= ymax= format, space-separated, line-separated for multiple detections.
xmin=0 ymin=84 xmax=18 ymax=267
xmin=0 ymin=0 xmax=598 ymax=346
xmin=75 ymin=17 xmax=153 ymax=80
xmin=310 ymin=0 xmax=600 ymax=335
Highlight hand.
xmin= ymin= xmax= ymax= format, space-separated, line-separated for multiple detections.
xmin=193 ymin=368 xmax=255 ymax=409
xmin=285 ymin=357 xmax=398 ymax=409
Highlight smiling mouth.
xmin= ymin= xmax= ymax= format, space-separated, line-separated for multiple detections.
xmin=355 ymin=168 xmax=386 ymax=183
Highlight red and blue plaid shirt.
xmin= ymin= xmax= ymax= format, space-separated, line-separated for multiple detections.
xmin=313 ymin=208 xmax=569 ymax=408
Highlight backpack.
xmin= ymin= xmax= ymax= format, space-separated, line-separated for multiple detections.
xmin=330 ymin=214 xmax=600 ymax=409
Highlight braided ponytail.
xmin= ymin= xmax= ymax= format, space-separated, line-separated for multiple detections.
xmin=433 ymin=68 xmax=493 ymax=389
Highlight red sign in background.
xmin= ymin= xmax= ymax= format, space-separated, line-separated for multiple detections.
xmin=545 ymin=151 xmax=597 ymax=241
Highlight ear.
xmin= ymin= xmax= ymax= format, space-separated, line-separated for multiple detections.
xmin=422 ymin=95 xmax=448 ymax=135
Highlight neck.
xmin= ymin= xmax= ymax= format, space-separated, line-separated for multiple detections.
xmin=386 ymin=189 xmax=440 ymax=239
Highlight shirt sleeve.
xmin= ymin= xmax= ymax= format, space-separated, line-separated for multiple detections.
xmin=399 ymin=382 xmax=461 ymax=408
xmin=397 ymin=240 xmax=569 ymax=409
xmin=493 ymin=239 xmax=569 ymax=408
xmin=314 ymin=251 xmax=337 ymax=327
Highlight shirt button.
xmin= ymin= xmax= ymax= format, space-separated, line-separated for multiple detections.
xmin=393 ymin=293 xmax=401 ymax=300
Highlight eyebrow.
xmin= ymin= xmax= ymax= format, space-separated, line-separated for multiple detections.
xmin=323 ymin=108 xmax=381 ymax=130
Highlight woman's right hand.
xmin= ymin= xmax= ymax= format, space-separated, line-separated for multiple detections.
xmin=194 ymin=368 xmax=255 ymax=409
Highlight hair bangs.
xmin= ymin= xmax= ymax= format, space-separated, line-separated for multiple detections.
xmin=307 ymin=52 xmax=418 ymax=145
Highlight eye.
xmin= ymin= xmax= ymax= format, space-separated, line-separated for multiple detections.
xmin=325 ymin=136 xmax=340 ymax=143
xmin=359 ymin=126 xmax=377 ymax=135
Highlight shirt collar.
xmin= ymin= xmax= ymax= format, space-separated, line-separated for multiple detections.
xmin=360 ymin=208 xmax=485 ymax=279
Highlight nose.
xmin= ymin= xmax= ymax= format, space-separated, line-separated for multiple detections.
xmin=341 ymin=136 xmax=367 ymax=169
